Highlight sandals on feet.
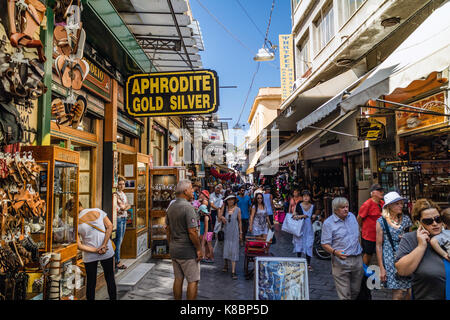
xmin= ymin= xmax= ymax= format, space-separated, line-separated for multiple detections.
xmin=222 ymin=266 xmax=228 ymax=273
xmin=116 ymin=263 xmax=127 ymax=270
xmin=232 ymin=273 xmax=238 ymax=280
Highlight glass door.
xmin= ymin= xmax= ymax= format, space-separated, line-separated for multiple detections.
xmin=52 ymin=161 xmax=78 ymax=250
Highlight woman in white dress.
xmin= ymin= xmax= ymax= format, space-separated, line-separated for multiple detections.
xmin=292 ymin=190 xmax=316 ymax=271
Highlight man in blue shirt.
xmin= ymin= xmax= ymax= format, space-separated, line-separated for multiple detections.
xmin=237 ymin=186 xmax=252 ymax=243
xmin=321 ymin=197 xmax=363 ymax=300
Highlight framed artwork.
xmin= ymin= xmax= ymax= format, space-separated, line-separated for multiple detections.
xmin=124 ymin=164 xmax=134 ymax=178
xmin=79 ymin=194 xmax=90 ymax=209
xmin=255 ymin=257 xmax=309 ymax=300
xmin=125 ymin=180 xmax=135 ymax=188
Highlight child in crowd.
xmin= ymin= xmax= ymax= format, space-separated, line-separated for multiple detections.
xmin=199 ymin=204 xmax=214 ymax=263
xmin=430 ymin=208 xmax=450 ymax=260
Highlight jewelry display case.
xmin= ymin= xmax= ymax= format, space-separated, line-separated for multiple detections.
xmin=21 ymin=146 xmax=80 ymax=262
xmin=119 ymin=153 xmax=150 ymax=259
xmin=149 ymin=166 xmax=186 ymax=259
xmin=21 ymin=146 xmax=80 ymax=300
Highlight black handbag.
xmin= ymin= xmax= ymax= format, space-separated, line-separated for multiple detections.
xmin=217 ymin=226 xmax=224 ymax=241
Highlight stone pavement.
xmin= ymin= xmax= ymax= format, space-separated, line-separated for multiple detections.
xmin=99 ymin=222 xmax=392 ymax=300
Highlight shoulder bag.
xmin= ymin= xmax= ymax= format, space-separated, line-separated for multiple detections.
xmin=281 ymin=203 xmax=304 ymax=237
xmin=381 ymin=217 xmax=410 ymax=281
xmin=85 ymin=222 xmax=116 ymax=251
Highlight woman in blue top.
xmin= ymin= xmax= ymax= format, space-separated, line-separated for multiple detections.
xmin=375 ymin=191 xmax=412 ymax=300
xmin=292 ymin=190 xmax=316 ymax=271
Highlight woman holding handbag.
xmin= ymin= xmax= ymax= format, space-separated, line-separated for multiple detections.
xmin=375 ymin=191 xmax=412 ymax=300
xmin=74 ymin=200 xmax=117 ymax=300
xmin=292 ymin=190 xmax=316 ymax=271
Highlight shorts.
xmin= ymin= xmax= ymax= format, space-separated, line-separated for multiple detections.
xmin=361 ymin=238 xmax=376 ymax=255
xmin=202 ymin=232 xmax=213 ymax=242
xmin=172 ymin=258 xmax=200 ymax=283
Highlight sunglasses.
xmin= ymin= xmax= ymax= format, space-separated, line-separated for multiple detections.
xmin=421 ymin=216 xmax=442 ymax=225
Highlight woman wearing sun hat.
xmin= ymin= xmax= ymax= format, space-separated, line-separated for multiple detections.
xmin=220 ymin=194 xmax=243 ymax=279
xmin=375 ymin=191 xmax=412 ymax=300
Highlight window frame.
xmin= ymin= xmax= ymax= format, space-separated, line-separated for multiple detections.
xmin=314 ymin=2 xmax=335 ymax=54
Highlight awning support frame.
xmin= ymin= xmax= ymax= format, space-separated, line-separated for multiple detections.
xmin=306 ymin=125 xmax=358 ymax=138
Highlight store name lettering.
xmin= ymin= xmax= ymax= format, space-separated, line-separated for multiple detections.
xmin=84 ymin=58 xmax=105 ymax=82
xmin=125 ymin=70 xmax=219 ymax=117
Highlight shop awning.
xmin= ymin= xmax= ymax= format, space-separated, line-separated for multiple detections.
xmin=82 ymin=0 xmax=155 ymax=75
xmin=340 ymin=1 xmax=450 ymax=113
xmin=266 ymin=69 xmax=362 ymax=132
xmin=257 ymin=113 xmax=343 ymax=168
xmin=111 ymin=0 xmax=204 ymax=72
xmin=246 ymin=140 xmax=268 ymax=175
xmin=296 ymin=72 xmax=372 ymax=132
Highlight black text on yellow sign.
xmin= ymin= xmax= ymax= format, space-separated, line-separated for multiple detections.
xmin=126 ymin=70 xmax=219 ymax=117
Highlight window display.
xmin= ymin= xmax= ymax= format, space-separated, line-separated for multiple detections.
xmin=149 ymin=167 xmax=185 ymax=258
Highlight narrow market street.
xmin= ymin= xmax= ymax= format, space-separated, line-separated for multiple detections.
xmin=99 ymin=223 xmax=390 ymax=300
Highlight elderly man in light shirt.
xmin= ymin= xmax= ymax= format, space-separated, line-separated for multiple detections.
xmin=209 ymin=185 xmax=223 ymax=228
xmin=321 ymin=197 xmax=363 ymax=300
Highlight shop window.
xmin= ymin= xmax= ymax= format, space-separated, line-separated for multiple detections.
xmin=117 ymin=131 xmax=135 ymax=147
xmin=297 ymin=34 xmax=311 ymax=77
xmin=72 ymin=145 xmax=93 ymax=209
xmin=152 ymin=129 xmax=164 ymax=166
xmin=51 ymin=137 xmax=67 ymax=148
xmin=342 ymin=0 xmax=364 ymax=24
xmin=314 ymin=3 xmax=335 ymax=53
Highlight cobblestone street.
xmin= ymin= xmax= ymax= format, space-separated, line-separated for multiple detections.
xmin=102 ymin=222 xmax=391 ymax=300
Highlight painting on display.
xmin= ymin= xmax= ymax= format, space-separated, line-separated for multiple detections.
xmin=255 ymin=257 xmax=309 ymax=300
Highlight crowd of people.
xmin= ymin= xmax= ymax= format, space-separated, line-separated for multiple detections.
xmin=72 ymin=175 xmax=450 ymax=301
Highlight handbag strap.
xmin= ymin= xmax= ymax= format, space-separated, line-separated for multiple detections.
xmin=381 ymin=217 xmax=396 ymax=252
xmin=84 ymin=222 xmax=106 ymax=234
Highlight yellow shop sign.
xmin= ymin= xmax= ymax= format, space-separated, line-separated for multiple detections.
xmin=126 ymin=70 xmax=219 ymax=117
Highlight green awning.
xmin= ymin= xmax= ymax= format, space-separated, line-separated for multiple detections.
xmin=81 ymin=0 xmax=157 ymax=76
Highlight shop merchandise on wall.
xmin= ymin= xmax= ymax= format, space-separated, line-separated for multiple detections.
xmin=0 ymin=151 xmax=49 ymax=300
xmin=51 ymin=0 xmax=88 ymax=129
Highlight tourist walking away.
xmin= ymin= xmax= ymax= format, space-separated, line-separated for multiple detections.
xmin=199 ymin=201 xmax=214 ymax=263
xmin=249 ymin=193 xmax=271 ymax=238
xmin=429 ymin=208 xmax=450 ymax=261
xmin=395 ymin=199 xmax=447 ymax=300
xmin=237 ymin=186 xmax=252 ymax=241
xmin=165 ymin=180 xmax=202 ymax=300
xmin=358 ymin=184 xmax=384 ymax=266
xmin=292 ymin=190 xmax=316 ymax=271
xmin=193 ymin=184 xmax=200 ymax=200
xmin=75 ymin=200 xmax=116 ymax=300
xmin=321 ymin=197 xmax=363 ymax=300
xmin=375 ymin=191 xmax=412 ymax=300
xmin=210 ymin=185 xmax=223 ymax=230
xmin=114 ymin=176 xmax=130 ymax=270
xmin=220 ymin=194 xmax=243 ymax=280
xmin=288 ymin=188 xmax=302 ymax=214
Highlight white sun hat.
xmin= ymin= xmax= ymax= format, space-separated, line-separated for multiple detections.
xmin=383 ymin=191 xmax=408 ymax=208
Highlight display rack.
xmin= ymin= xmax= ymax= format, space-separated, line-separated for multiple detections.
xmin=21 ymin=145 xmax=80 ymax=299
xmin=119 ymin=153 xmax=150 ymax=259
xmin=149 ymin=166 xmax=185 ymax=259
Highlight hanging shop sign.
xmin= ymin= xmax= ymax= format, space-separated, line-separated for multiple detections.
xmin=82 ymin=56 xmax=112 ymax=102
xmin=395 ymin=91 xmax=446 ymax=135
xmin=125 ymin=70 xmax=219 ymax=117
xmin=357 ymin=117 xmax=386 ymax=141
xmin=279 ymin=34 xmax=295 ymax=101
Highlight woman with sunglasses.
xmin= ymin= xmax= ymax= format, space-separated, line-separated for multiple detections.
xmin=375 ymin=191 xmax=412 ymax=300
xmin=395 ymin=199 xmax=446 ymax=300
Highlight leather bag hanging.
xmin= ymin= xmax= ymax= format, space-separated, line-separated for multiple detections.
xmin=0 ymin=101 xmax=24 ymax=145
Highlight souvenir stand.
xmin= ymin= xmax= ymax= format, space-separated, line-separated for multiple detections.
xmin=149 ymin=166 xmax=185 ymax=258
xmin=119 ymin=153 xmax=150 ymax=259
xmin=22 ymin=145 xmax=80 ymax=300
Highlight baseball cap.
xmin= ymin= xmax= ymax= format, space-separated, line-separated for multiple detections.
xmin=370 ymin=184 xmax=384 ymax=192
